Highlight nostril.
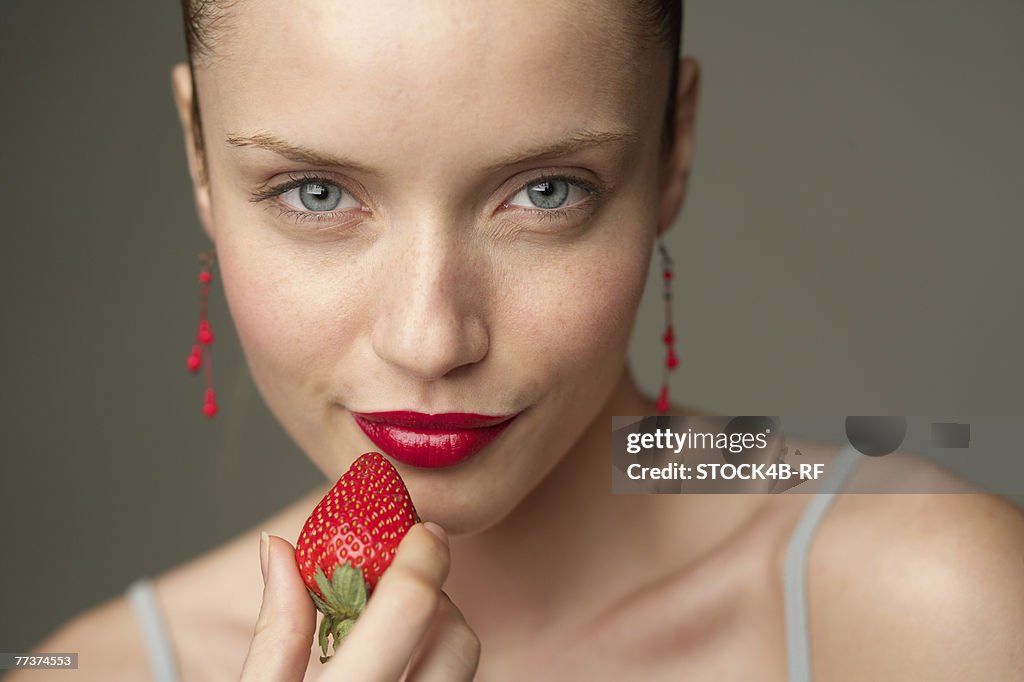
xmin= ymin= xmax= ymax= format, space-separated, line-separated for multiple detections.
xmin=370 ymin=238 xmax=490 ymax=381
xmin=372 ymin=306 xmax=489 ymax=382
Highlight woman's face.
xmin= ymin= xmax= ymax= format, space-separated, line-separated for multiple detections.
xmin=182 ymin=0 xmax=674 ymax=534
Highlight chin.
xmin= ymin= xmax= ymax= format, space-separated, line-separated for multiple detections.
xmin=396 ymin=463 xmax=536 ymax=537
xmin=422 ymin=498 xmax=523 ymax=537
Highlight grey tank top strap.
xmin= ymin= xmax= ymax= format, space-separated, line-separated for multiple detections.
xmin=126 ymin=577 xmax=181 ymax=682
xmin=784 ymin=444 xmax=863 ymax=682
xmin=122 ymin=446 xmax=860 ymax=682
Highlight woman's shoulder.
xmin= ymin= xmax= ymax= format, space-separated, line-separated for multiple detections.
xmin=17 ymin=532 xmax=266 ymax=681
xmin=19 ymin=486 xmax=330 ymax=681
xmin=808 ymin=481 xmax=1024 ymax=679
xmin=13 ymin=593 xmax=154 ymax=681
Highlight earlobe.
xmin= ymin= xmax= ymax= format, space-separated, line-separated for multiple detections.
xmin=656 ymin=57 xmax=701 ymax=237
xmin=170 ymin=62 xmax=215 ymax=241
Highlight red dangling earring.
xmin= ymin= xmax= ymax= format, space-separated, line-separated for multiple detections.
xmin=656 ymin=237 xmax=677 ymax=413
xmin=186 ymin=248 xmax=218 ymax=418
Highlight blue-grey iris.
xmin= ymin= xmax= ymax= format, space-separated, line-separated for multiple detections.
xmin=299 ymin=182 xmax=343 ymax=211
xmin=526 ymin=180 xmax=570 ymax=209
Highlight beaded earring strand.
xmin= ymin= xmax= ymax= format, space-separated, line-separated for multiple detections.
xmin=656 ymin=237 xmax=678 ymax=413
xmin=185 ymin=248 xmax=218 ymax=418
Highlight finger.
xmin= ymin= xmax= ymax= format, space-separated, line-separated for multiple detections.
xmin=325 ymin=522 xmax=451 ymax=681
xmin=240 ymin=534 xmax=317 ymax=682
xmin=403 ymin=591 xmax=481 ymax=682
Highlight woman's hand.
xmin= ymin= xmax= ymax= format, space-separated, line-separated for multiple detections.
xmin=240 ymin=522 xmax=481 ymax=681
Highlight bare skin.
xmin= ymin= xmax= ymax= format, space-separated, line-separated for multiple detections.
xmin=26 ymin=372 xmax=1024 ymax=680
xmin=20 ymin=0 xmax=1024 ymax=679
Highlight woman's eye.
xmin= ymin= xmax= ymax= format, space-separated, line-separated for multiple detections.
xmin=507 ymin=178 xmax=590 ymax=210
xmin=281 ymin=181 xmax=359 ymax=212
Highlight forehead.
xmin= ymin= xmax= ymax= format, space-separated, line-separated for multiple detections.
xmin=201 ymin=0 xmax=665 ymax=175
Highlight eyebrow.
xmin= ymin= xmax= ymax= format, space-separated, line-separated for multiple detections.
xmin=224 ymin=128 xmax=638 ymax=175
xmin=482 ymin=128 xmax=638 ymax=172
xmin=225 ymin=131 xmax=379 ymax=175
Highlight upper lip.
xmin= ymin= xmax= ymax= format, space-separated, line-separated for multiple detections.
xmin=352 ymin=411 xmax=518 ymax=430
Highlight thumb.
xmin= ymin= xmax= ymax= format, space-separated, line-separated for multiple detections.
xmin=240 ymin=533 xmax=317 ymax=681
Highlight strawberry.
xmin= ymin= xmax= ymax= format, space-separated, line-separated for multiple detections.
xmin=294 ymin=451 xmax=420 ymax=662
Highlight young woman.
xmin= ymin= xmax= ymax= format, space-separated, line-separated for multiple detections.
xmin=24 ymin=1 xmax=1024 ymax=680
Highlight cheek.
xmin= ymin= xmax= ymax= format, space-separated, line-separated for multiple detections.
xmin=215 ymin=236 xmax=360 ymax=401
xmin=504 ymin=238 xmax=651 ymax=382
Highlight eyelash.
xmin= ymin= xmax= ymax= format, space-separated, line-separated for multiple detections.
xmin=248 ymin=172 xmax=609 ymax=226
xmin=504 ymin=174 xmax=608 ymax=225
xmin=248 ymin=172 xmax=361 ymax=226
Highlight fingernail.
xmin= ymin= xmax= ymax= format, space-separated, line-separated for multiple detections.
xmin=423 ymin=521 xmax=448 ymax=546
xmin=259 ymin=531 xmax=270 ymax=585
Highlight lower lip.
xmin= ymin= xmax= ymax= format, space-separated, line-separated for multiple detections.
xmin=352 ymin=412 xmax=518 ymax=469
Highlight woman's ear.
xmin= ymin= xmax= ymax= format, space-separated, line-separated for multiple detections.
xmin=657 ymin=57 xmax=700 ymax=236
xmin=171 ymin=62 xmax=215 ymax=241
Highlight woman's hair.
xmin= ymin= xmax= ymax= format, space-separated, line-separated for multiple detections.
xmin=179 ymin=0 xmax=684 ymax=176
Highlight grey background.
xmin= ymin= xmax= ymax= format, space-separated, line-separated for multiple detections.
xmin=1 ymin=0 xmax=1021 ymax=654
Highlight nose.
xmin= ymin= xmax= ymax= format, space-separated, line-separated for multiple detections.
xmin=371 ymin=232 xmax=489 ymax=383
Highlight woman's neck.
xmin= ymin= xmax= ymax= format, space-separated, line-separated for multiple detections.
xmin=440 ymin=367 xmax=772 ymax=640
xmin=264 ymin=367 xmax=772 ymax=641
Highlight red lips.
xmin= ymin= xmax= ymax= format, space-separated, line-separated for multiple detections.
xmin=352 ymin=411 xmax=518 ymax=469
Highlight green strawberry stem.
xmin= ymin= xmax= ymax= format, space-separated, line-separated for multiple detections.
xmin=309 ymin=562 xmax=368 ymax=662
